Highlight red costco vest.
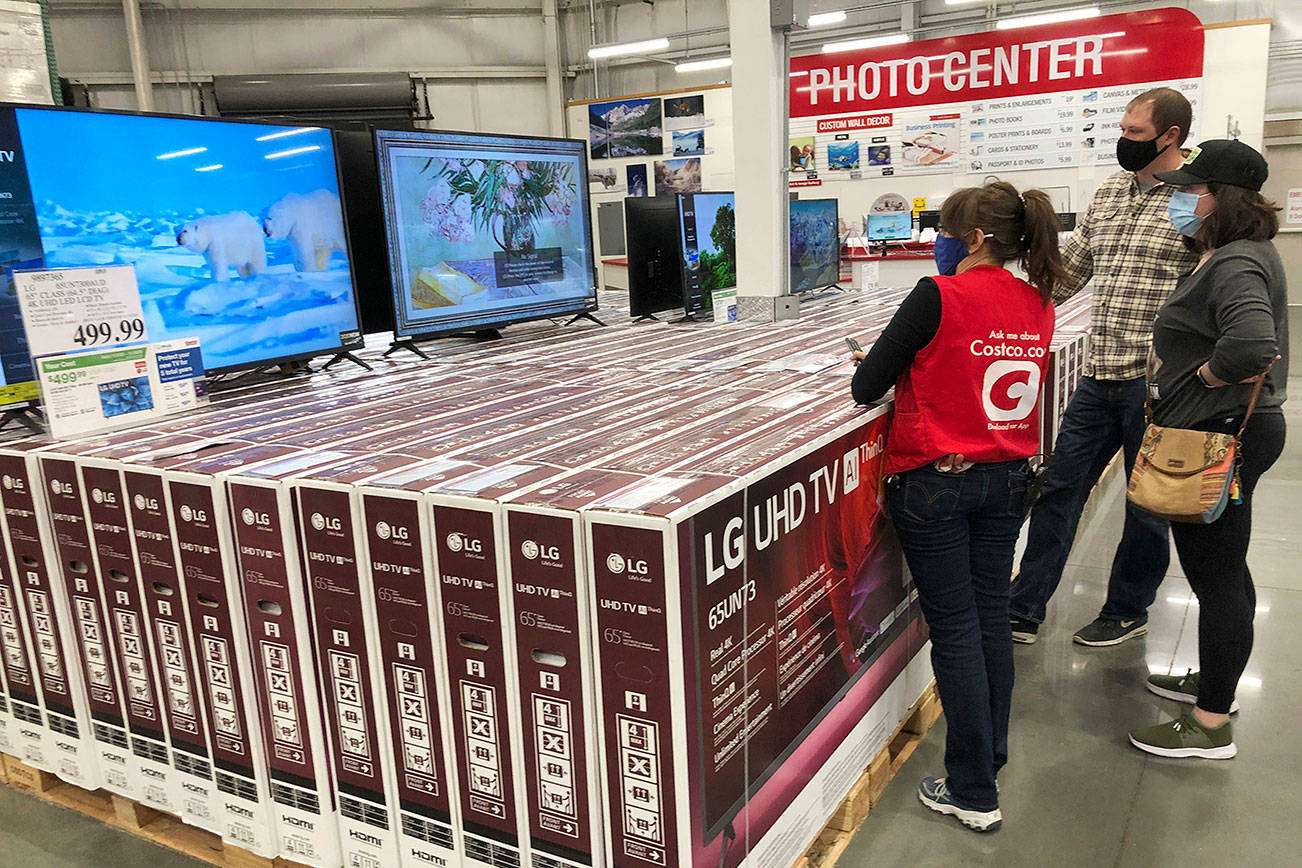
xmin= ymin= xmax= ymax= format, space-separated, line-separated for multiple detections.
xmin=885 ymin=265 xmax=1055 ymax=475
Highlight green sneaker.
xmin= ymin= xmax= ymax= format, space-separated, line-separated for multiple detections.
xmin=1128 ymin=713 xmax=1236 ymax=759
xmin=1146 ymin=670 xmax=1240 ymax=713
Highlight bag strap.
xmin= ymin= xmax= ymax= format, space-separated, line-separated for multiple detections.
xmin=1235 ymin=373 xmax=1267 ymax=440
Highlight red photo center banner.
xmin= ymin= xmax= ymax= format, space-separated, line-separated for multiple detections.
xmin=789 ymin=7 xmax=1204 ymax=119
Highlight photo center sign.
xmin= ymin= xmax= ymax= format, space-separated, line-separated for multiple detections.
xmin=788 ymin=7 xmax=1205 ymax=176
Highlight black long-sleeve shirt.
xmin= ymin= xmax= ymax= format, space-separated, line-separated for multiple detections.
xmin=851 ymin=278 xmax=941 ymax=405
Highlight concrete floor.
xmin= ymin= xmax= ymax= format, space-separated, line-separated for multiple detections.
xmin=842 ymin=383 xmax=1302 ymax=868
xmin=0 ymin=388 xmax=1298 ymax=868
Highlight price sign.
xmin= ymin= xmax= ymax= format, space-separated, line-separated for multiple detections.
xmin=13 ymin=264 xmax=149 ymax=359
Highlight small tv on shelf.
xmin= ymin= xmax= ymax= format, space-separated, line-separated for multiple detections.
xmin=789 ymin=198 xmax=840 ymax=293
xmin=866 ymin=212 xmax=913 ymax=241
xmin=373 ymin=127 xmax=598 ymax=339
xmin=625 ymin=197 xmax=686 ymax=321
xmin=0 ymin=102 xmax=366 ymax=395
xmin=676 ymin=191 xmax=736 ymax=318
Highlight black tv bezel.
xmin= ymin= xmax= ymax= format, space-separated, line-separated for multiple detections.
xmin=624 ymin=196 xmax=686 ymax=320
xmin=675 ymin=190 xmax=736 ymax=316
xmin=372 ymin=126 xmax=600 ymax=341
xmin=788 ymin=197 xmax=841 ymax=295
xmin=0 ymin=101 xmax=367 ymax=378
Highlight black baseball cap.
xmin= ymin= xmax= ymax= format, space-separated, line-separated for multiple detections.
xmin=1154 ymin=139 xmax=1268 ymax=191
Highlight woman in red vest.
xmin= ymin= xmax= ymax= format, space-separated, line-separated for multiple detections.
xmin=850 ymin=181 xmax=1064 ymax=832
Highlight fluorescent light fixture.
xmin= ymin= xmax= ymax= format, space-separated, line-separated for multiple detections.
xmin=265 ymin=145 xmax=322 ymax=160
xmin=822 ymin=33 xmax=908 ymax=53
xmin=675 ymin=56 xmax=732 ymax=73
xmin=587 ymin=36 xmax=670 ymax=59
xmin=156 ymin=146 xmax=207 ymax=160
xmin=996 ymin=6 xmax=1100 ymax=30
xmin=195 ymin=164 xmax=223 ymax=172
xmin=807 ymin=11 xmax=847 ymax=27
xmin=255 ymin=126 xmax=321 ymax=142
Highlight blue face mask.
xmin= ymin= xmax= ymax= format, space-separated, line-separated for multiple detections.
xmin=1168 ymin=191 xmax=1208 ymax=237
xmin=934 ymin=234 xmax=968 ymax=276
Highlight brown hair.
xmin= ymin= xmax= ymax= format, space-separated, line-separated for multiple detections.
xmin=1187 ymin=182 xmax=1281 ymax=252
xmin=1126 ymin=87 xmax=1193 ymax=145
xmin=939 ymin=181 xmax=1066 ymax=304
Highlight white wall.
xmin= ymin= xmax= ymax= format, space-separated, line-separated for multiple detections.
xmin=48 ymin=1 xmax=554 ymax=135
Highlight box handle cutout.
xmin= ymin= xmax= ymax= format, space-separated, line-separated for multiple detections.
xmin=22 ymin=555 xmax=38 ymax=567
xmin=257 ymin=600 xmax=282 ymax=615
xmin=457 ymin=633 xmax=490 ymax=651
xmin=67 ymin=559 xmax=87 ymax=573
xmin=195 ymin=594 xmax=219 ymax=608
xmin=615 ymin=662 xmax=654 ymax=684
xmin=152 ymin=582 xmax=174 ymax=596
xmin=531 ymin=649 xmax=567 ymax=668
xmin=108 ymin=569 xmax=129 ymax=583
xmin=388 ymin=618 xmax=418 ymax=638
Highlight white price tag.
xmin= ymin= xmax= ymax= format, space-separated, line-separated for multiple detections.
xmin=35 ymin=338 xmax=206 ymax=439
xmin=13 ymin=264 xmax=148 ymax=358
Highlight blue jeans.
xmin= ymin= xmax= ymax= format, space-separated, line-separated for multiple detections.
xmin=887 ymin=460 xmax=1029 ymax=811
xmin=1010 ymin=377 xmax=1170 ymax=624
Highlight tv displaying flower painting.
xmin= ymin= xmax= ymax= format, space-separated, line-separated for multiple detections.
xmin=374 ymin=129 xmax=597 ymax=338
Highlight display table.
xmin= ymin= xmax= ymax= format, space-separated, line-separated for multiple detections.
xmin=843 ymin=241 xmax=936 ymax=290
xmin=600 ymin=256 xmax=629 ymax=290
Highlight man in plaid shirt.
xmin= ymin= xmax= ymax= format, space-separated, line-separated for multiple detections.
xmin=1010 ymin=88 xmax=1199 ymax=647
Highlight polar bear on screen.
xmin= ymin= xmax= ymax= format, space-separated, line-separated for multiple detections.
xmin=176 ymin=212 xmax=267 ymax=282
xmin=261 ymin=190 xmax=346 ymax=272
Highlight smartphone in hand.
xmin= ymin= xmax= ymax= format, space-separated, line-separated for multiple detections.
xmin=844 ymin=337 xmax=862 ymax=353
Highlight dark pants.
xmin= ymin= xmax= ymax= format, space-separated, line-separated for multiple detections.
xmin=887 ymin=460 xmax=1029 ymax=811
xmin=1171 ymin=411 xmax=1286 ymax=715
xmin=1010 ymin=376 xmax=1171 ymax=624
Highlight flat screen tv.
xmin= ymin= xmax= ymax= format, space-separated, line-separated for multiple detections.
xmin=789 ymin=198 xmax=840 ymax=293
xmin=373 ymin=128 xmax=598 ymax=339
xmin=334 ymin=128 xmax=398 ymax=335
xmin=677 ymin=191 xmax=735 ymax=317
xmin=866 ymin=212 xmax=913 ymax=241
xmin=625 ymin=197 xmax=685 ymax=321
xmin=0 ymin=104 xmax=364 ymax=388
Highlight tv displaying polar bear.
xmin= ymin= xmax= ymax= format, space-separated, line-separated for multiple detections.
xmin=176 ymin=212 xmax=267 ymax=282
xmin=261 ymin=190 xmax=346 ymax=272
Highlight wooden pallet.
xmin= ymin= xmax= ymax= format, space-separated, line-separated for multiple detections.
xmin=0 ymin=753 xmax=306 ymax=868
xmin=793 ymin=681 xmax=943 ymax=868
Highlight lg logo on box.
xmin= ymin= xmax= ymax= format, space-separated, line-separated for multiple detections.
xmin=133 ymin=493 xmax=158 ymax=511
xmin=606 ymin=553 xmax=649 ymax=576
xmin=982 ymin=360 xmax=1041 ymax=422
xmin=446 ymin=532 xmax=482 ymax=554
xmin=91 ymin=488 xmax=115 ymax=505
xmin=310 ymin=513 xmax=341 ymax=532
xmin=179 ymin=504 xmax=208 ymax=523
xmin=241 ymin=508 xmax=271 ymax=527
xmin=375 ymin=521 xmax=409 ymax=541
xmin=521 ymin=540 xmax=561 ymax=562
xmin=49 ymin=479 xmax=65 ymax=496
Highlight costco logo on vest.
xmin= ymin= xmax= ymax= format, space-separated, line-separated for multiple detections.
xmin=982 ymin=360 xmax=1041 ymax=422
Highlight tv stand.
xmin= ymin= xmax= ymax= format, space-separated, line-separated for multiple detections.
xmin=0 ymin=404 xmax=43 ymax=434
xmin=383 ymin=339 xmax=431 ymax=361
xmin=632 ymin=314 xmax=660 ymax=323
xmin=671 ymin=311 xmax=705 ymax=324
xmin=321 ymin=351 xmax=372 ymax=372
xmin=565 ymin=311 xmax=606 ymax=328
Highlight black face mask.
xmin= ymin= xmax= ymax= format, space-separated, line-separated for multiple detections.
xmin=1116 ymin=133 xmax=1171 ymax=172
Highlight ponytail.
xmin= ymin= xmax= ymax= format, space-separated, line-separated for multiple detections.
xmin=940 ymin=180 xmax=1067 ymax=305
xmin=1018 ymin=188 xmax=1068 ymax=305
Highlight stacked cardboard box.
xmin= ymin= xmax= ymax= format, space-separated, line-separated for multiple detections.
xmin=0 ymin=288 xmax=1089 ymax=868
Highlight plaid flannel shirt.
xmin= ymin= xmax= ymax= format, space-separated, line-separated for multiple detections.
xmin=1054 ymin=170 xmax=1200 ymax=381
